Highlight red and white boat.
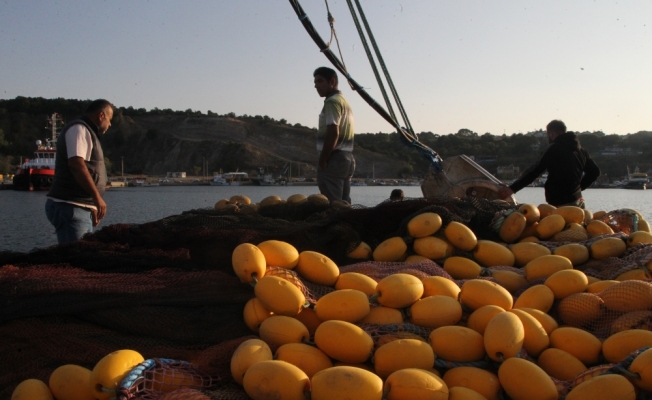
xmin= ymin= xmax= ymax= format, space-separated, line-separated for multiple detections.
xmin=12 ymin=113 xmax=63 ymax=191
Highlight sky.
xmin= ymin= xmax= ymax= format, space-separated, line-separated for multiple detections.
xmin=1 ymin=0 xmax=650 ymax=136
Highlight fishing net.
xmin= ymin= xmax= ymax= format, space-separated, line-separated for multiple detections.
xmin=1 ymin=198 xmax=652 ymax=399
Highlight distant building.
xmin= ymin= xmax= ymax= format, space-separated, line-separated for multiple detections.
xmin=497 ymin=165 xmax=520 ymax=180
xmin=167 ymin=172 xmax=187 ymax=178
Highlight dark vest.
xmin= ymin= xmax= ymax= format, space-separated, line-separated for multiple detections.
xmin=47 ymin=117 xmax=107 ymax=205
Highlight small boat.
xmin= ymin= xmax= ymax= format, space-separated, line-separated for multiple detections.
xmin=12 ymin=113 xmax=62 ymax=191
xmin=210 ymin=173 xmax=244 ymax=186
xmin=621 ymin=167 xmax=648 ymax=190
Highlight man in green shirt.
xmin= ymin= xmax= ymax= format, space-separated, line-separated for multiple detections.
xmin=313 ymin=66 xmax=356 ymax=203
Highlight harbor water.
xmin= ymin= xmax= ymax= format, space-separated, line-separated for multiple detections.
xmin=1 ymin=186 xmax=651 ymax=253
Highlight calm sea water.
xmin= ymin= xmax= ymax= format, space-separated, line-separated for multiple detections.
xmin=1 ymin=186 xmax=651 ymax=253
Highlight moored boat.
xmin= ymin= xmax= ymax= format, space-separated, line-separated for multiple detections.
xmin=12 ymin=113 xmax=62 ymax=191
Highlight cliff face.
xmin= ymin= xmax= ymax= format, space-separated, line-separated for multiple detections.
xmin=103 ymin=113 xmax=409 ymax=178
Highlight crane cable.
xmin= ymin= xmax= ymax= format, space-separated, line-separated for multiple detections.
xmin=289 ymin=0 xmax=443 ymax=172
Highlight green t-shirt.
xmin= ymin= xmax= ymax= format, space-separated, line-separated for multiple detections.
xmin=317 ymin=92 xmax=354 ymax=152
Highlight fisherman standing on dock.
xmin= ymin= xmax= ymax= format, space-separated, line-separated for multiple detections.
xmin=497 ymin=120 xmax=600 ymax=208
xmin=45 ymin=99 xmax=113 ymax=243
xmin=313 ymin=66 xmax=356 ymax=204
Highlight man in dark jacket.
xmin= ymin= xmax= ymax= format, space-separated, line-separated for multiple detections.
xmin=45 ymin=99 xmax=113 ymax=243
xmin=497 ymin=120 xmax=600 ymax=208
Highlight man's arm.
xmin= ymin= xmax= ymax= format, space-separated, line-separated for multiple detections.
xmin=319 ymin=124 xmax=339 ymax=170
xmin=580 ymin=151 xmax=600 ymax=190
xmin=509 ymin=150 xmax=551 ymax=193
xmin=68 ymin=156 xmax=106 ymax=224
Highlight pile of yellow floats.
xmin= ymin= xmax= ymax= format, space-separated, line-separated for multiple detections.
xmin=231 ymin=203 xmax=652 ymax=400
xmin=11 ymin=201 xmax=652 ymax=400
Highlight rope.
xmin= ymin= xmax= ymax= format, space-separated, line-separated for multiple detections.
xmin=288 ymin=0 xmax=443 ymax=173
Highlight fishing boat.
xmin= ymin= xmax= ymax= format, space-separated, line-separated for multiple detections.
xmin=621 ymin=167 xmax=648 ymax=190
xmin=12 ymin=113 xmax=63 ymax=191
xmin=210 ymin=172 xmax=248 ymax=186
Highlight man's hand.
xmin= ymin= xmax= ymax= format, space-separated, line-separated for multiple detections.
xmin=497 ymin=185 xmax=514 ymax=200
xmin=94 ymin=196 xmax=107 ymax=221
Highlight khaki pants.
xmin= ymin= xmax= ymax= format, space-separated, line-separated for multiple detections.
xmin=317 ymin=150 xmax=355 ymax=204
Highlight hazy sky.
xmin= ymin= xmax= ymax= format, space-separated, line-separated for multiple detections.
xmin=1 ymin=1 xmax=650 ymax=135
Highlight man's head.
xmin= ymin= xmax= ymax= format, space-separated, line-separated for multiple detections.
xmin=86 ymin=99 xmax=114 ymax=134
xmin=313 ymin=67 xmax=338 ymax=97
xmin=546 ymin=120 xmax=566 ymax=143
xmin=390 ymin=189 xmax=404 ymax=201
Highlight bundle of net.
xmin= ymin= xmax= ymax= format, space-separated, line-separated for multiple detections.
xmin=6 ymin=197 xmax=652 ymax=399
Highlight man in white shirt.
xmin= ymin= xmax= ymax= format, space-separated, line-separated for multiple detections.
xmin=45 ymin=99 xmax=113 ymax=243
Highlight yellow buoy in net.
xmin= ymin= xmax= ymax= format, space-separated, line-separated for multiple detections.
xmin=314 ymin=289 xmax=370 ymax=323
xmin=375 ymin=273 xmax=424 ymax=308
xmin=314 ymin=320 xmax=373 ymax=363
xmin=473 ymin=240 xmax=515 ymax=267
xmin=292 ymin=307 xmax=322 ymax=334
xmin=517 ymin=307 xmax=558 ymax=335
xmin=600 ymin=280 xmax=652 ymax=312
xmin=242 ymin=360 xmax=309 ymax=400
xmin=295 ymin=251 xmax=339 ymax=286
xmin=544 ymin=269 xmax=589 ymax=299
xmin=335 ymin=272 xmax=378 ymax=295
xmin=498 ymin=211 xmax=527 ymax=243
xmin=373 ymin=236 xmax=407 ymax=262
xmin=384 ymin=368 xmax=449 ymax=400
xmin=484 ymin=312 xmax=524 ymax=362
xmin=498 ymin=357 xmax=558 ymax=400
xmin=518 ymin=203 xmax=540 ymax=224
xmin=429 ymin=326 xmax=485 ymax=362
xmin=552 ymin=243 xmax=589 ymax=266
xmin=413 ymin=236 xmax=453 ymax=260
xmin=359 ymin=305 xmax=404 ymax=325
xmin=467 ymin=305 xmax=505 ymax=335
xmin=586 ymin=279 xmax=618 ymax=293
xmin=537 ymin=203 xmax=557 ymax=219
xmin=407 ymin=212 xmax=443 ymax=238
xmin=422 ymin=276 xmax=461 ymax=299
xmin=243 ymin=297 xmax=273 ymax=332
xmin=549 ymin=327 xmax=601 ymax=365
xmin=514 ymin=284 xmax=555 ymax=312
xmin=258 ymin=315 xmax=309 ymax=349
xmin=557 ymin=292 xmax=604 ymax=327
xmin=257 ymin=240 xmax=299 ymax=269
xmin=523 ymin=255 xmax=573 ymax=281
xmin=610 ymin=310 xmax=652 ymax=335
xmin=552 ymin=205 xmax=585 ymax=224
xmin=443 ymin=256 xmax=483 ymax=279
xmin=627 ymin=231 xmax=652 ymax=246
xmin=507 ymin=309 xmax=549 ymax=357
xmin=232 ymin=243 xmax=266 ymax=283
xmin=589 ymin=237 xmax=627 ymax=259
xmin=275 ymin=343 xmax=333 ymax=379
xmin=448 ymin=386 xmax=488 ymax=400
xmin=230 ymin=339 xmax=273 ymax=385
xmin=48 ymin=364 xmax=94 ymax=400
xmin=229 ymin=194 xmax=251 ymax=205
xmin=586 ymin=219 xmax=614 ymax=237
xmin=536 ymin=214 xmax=566 ymax=239
xmin=442 ymin=367 xmax=501 ymax=400
xmin=510 ymin=241 xmax=551 ymax=267
xmin=373 ymin=339 xmax=435 ymax=379
xmin=311 ymin=366 xmax=383 ymax=400
xmin=628 ymin=347 xmax=652 ymax=391
xmin=214 ymin=199 xmax=229 ymax=210
xmin=537 ymin=347 xmax=587 ymax=381
xmin=602 ymin=329 xmax=652 ymax=363
xmin=488 ymin=270 xmax=528 ymax=293
xmin=444 ymin=221 xmax=478 ymax=251
xmin=410 ymin=295 xmax=463 ymax=329
xmin=459 ymin=279 xmax=513 ymax=311
xmin=347 ymin=241 xmax=373 ymax=259
xmin=89 ymin=350 xmax=145 ymax=400
xmin=259 ymin=195 xmax=282 ymax=208
xmin=254 ymin=275 xmax=306 ymax=316
xmin=286 ymin=193 xmax=307 ymax=203
xmin=565 ymin=374 xmax=636 ymax=400
xmin=11 ymin=379 xmax=53 ymax=400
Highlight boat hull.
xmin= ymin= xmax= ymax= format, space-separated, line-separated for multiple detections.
xmin=12 ymin=168 xmax=55 ymax=191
